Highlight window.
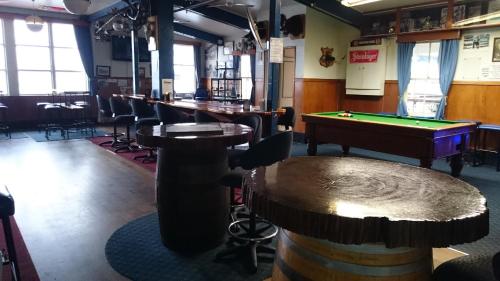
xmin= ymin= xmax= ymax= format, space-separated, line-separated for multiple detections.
xmin=0 ymin=19 xmax=8 ymax=96
xmin=173 ymin=44 xmax=196 ymax=94
xmin=240 ymin=55 xmax=252 ymax=100
xmin=406 ymin=42 xmax=441 ymax=118
xmin=14 ymin=20 xmax=86 ymax=95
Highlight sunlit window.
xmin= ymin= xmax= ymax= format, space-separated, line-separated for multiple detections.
xmin=173 ymin=44 xmax=196 ymax=94
xmin=14 ymin=20 xmax=87 ymax=95
xmin=241 ymin=55 xmax=252 ymax=100
xmin=0 ymin=19 xmax=8 ymax=96
xmin=406 ymin=42 xmax=441 ymax=118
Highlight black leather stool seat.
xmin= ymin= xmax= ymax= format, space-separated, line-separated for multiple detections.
xmin=0 ymin=185 xmax=14 ymax=216
xmin=136 ymin=118 xmax=160 ymax=126
xmin=432 ymin=253 xmax=499 ymax=281
xmin=0 ymin=185 xmax=20 ymax=280
xmin=114 ymin=115 xmax=135 ymax=125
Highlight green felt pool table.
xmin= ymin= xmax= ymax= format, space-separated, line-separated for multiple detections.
xmin=302 ymin=111 xmax=477 ymax=177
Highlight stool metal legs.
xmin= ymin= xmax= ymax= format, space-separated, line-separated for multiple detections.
xmin=2 ymin=216 xmax=20 ymax=281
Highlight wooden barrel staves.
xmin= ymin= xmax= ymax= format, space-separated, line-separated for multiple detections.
xmin=271 ymin=230 xmax=433 ymax=281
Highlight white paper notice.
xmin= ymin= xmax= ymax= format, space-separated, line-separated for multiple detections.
xmin=462 ymin=57 xmax=482 ymax=80
xmin=269 ymin=37 xmax=284 ymax=63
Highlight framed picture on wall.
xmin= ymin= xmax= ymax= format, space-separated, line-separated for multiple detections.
xmin=96 ymin=65 xmax=111 ymax=77
xmin=493 ymin=38 xmax=500 ymax=62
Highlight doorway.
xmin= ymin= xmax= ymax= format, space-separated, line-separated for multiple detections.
xmin=279 ymin=47 xmax=296 ymax=108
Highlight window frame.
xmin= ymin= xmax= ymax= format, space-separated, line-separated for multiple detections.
xmin=0 ymin=19 xmax=8 ymax=96
xmin=13 ymin=19 xmax=87 ymax=95
xmin=173 ymin=43 xmax=196 ymax=95
xmin=406 ymin=41 xmax=442 ymax=118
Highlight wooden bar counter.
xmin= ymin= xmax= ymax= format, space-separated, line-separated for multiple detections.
xmin=245 ymin=157 xmax=489 ymax=281
xmin=137 ymin=123 xmax=252 ymax=252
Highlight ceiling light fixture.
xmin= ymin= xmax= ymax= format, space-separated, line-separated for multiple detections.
xmin=453 ymin=10 xmax=500 ymax=27
xmin=25 ymin=0 xmax=44 ymax=32
xmin=63 ymin=0 xmax=91 ymax=15
xmin=341 ymin=0 xmax=382 ymax=7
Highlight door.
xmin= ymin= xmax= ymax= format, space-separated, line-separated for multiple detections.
xmin=279 ymin=47 xmax=296 ymax=108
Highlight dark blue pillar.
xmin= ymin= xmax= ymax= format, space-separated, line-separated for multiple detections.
xmin=151 ymin=0 xmax=174 ymax=99
xmin=267 ymin=0 xmax=281 ymax=135
xmin=131 ymin=29 xmax=140 ymax=96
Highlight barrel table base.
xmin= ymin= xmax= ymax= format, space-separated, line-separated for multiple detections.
xmin=156 ymin=145 xmax=229 ymax=252
xmin=271 ymin=230 xmax=433 ymax=281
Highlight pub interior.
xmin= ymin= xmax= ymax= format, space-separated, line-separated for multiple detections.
xmin=0 ymin=0 xmax=499 ymax=280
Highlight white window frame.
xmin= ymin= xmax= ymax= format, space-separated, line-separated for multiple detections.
xmin=240 ymin=55 xmax=252 ymax=100
xmin=406 ymin=41 xmax=442 ymax=118
xmin=173 ymin=43 xmax=196 ymax=95
xmin=0 ymin=19 xmax=8 ymax=96
xmin=14 ymin=20 xmax=87 ymax=95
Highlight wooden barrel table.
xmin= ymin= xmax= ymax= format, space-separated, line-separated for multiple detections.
xmin=244 ymin=157 xmax=489 ymax=281
xmin=137 ymin=122 xmax=252 ymax=252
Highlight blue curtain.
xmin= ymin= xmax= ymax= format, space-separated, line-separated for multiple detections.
xmin=435 ymin=39 xmax=459 ymax=119
xmin=396 ymin=42 xmax=415 ymax=116
xmin=74 ymin=25 xmax=95 ymax=95
xmin=250 ymin=54 xmax=256 ymax=104
xmin=193 ymin=45 xmax=202 ymax=88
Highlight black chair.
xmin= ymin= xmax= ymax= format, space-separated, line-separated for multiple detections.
xmin=130 ymin=99 xmax=160 ymax=162
xmin=109 ymin=96 xmax=136 ymax=153
xmin=216 ymin=131 xmax=293 ymax=273
xmin=96 ymin=95 xmax=123 ymax=146
xmin=194 ymin=110 xmax=224 ymax=123
xmin=44 ymin=103 xmax=66 ymax=140
xmin=155 ymin=102 xmax=192 ymax=125
xmin=228 ymin=114 xmax=262 ymax=169
xmin=277 ymin=107 xmax=295 ymax=131
xmin=0 ymin=185 xmax=21 ymax=281
xmin=432 ymin=251 xmax=500 ymax=281
xmin=0 ymin=104 xmax=10 ymax=139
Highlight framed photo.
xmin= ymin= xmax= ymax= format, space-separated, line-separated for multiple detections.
xmin=139 ymin=67 xmax=146 ymax=78
xmin=96 ymin=65 xmax=110 ymax=77
xmin=493 ymin=38 xmax=500 ymax=62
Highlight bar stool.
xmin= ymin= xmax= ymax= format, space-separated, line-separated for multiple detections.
xmin=0 ymin=185 xmax=21 ymax=281
xmin=130 ymin=99 xmax=160 ymax=162
xmin=0 ymin=104 xmax=10 ymax=139
xmin=277 ymin=106 xmax=295 ymax=131
xmin=109 ymin=96 xmax=136 ymax=153
xmin=43 ymin=104 xmax=65 ymax=140
xmin=216 ymin=131 xmax=293 ymax=273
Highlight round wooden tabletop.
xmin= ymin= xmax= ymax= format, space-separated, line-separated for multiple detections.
xmin=245 ymin=156 xmax=489 ymax=248
xmin=136 ymin=122 xmax=252 ymax=148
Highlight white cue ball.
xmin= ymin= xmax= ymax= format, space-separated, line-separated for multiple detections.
xmin=416 ymin=121 xmax=420 ymax=124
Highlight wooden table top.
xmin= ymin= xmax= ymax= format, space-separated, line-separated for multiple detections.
xmin=245 ymin=156 xmax=489 ymax=248
xmin=118 ymin=95 xmax=283 ymax=116
xmin=136 ymin=122 xmax=252 ymax=148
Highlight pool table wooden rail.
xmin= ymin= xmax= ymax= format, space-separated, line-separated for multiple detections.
xmin=302 ymin=113 xmax=476 ymax=177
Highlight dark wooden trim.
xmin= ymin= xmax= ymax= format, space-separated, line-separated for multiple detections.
xmin=397 ymin=29 xmax=460 ymax=42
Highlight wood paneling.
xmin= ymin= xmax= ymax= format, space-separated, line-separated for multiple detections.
xmin=293 ymin=78 xmax=341 ymax=133
xmin=339 ymin=80 xmax=398 ymax=114
xmin=446 ymin=83 xmax=500 ymax=124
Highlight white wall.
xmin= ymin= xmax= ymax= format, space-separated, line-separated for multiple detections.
xmin=303 ymin=8 xmax=360 ymax=79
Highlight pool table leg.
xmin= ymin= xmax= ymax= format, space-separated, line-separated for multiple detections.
xmin=419 ymin=158 xmax=432 ymax=169
xmin=307 ymin=141 xmax=317 ymax=156
xmin=342 ymin=145 xmax=350 ymax=155
xmin=450 ymin=154 xmax=464 ymax=177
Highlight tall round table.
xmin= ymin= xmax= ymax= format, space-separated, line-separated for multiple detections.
xmin=137 ymin=122 xmax=252 ymax=252
xmin=244 ymin=156 xmax=489 ymax=281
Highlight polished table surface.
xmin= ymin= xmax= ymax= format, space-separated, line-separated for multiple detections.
xmin=245 ymin=156 xmax=488 ymax=280
xmin=245 ymin=156 xmax=488 ymax=247
xmin=303 ymin=111 xmax=476 ymax=177
xmin=137 ymin=123 xmax=252 ymax=252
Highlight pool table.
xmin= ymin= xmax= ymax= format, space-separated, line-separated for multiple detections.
xmin=302 ymin=111 xmax=476 ymax=177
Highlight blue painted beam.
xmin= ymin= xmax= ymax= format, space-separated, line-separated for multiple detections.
xmin=173 ymin=23 xmax=223 ymax=44
xmin=294 ymin=0 xmax=365 ymax=28
xmin=88 ymin=1 xmax=134 ymax=22
xmin=172 ymin=0 xmax=248 ymax=30
xmin=267 ymin=0 xmax=280 ymax=135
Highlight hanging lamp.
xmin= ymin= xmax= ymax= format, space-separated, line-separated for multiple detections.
xmin=25 ymin=0 xmax=44 ymax=32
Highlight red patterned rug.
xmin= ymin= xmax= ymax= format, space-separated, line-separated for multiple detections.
xmin=89 ymin=137 xmax=157 ymax=173
xmin=0 ymin=217 xmax=40 ymax=281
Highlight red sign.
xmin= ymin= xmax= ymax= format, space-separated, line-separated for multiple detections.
xmin=349 ymin=50 xmax=379 ymax=63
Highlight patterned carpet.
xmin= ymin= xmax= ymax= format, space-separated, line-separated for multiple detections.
xmin=105 ymin=213 xmax=274 ymax=281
